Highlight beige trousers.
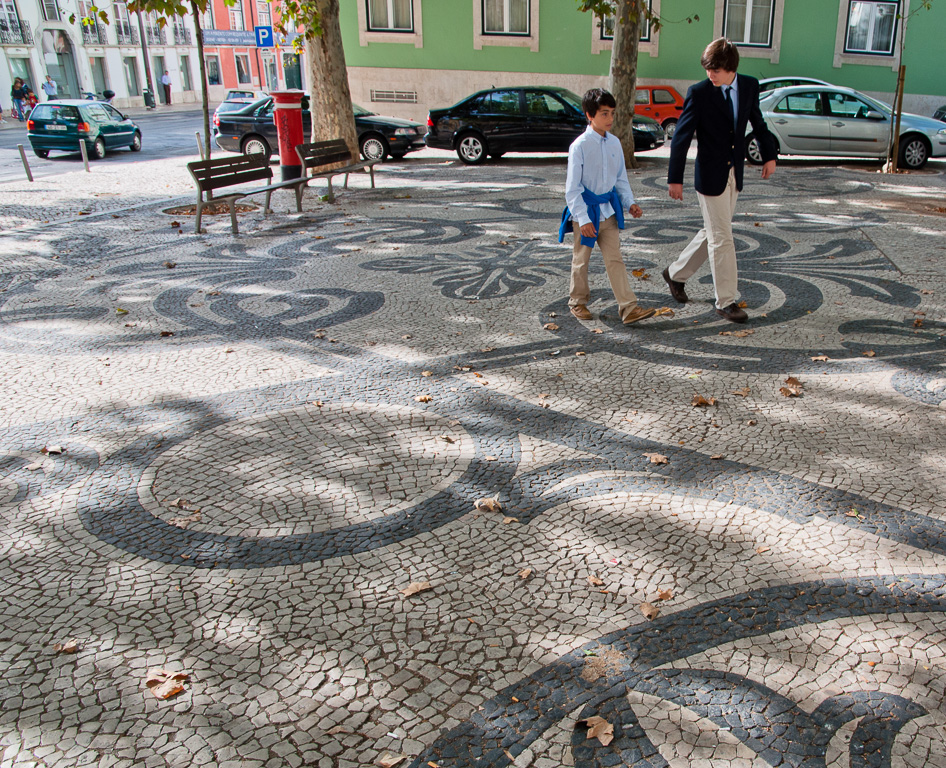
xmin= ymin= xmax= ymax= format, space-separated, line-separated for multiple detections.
xmin=667 ymin=168 xmax=740 ymax=309
xmin=569 ymin=215 xmax=639 ymax=321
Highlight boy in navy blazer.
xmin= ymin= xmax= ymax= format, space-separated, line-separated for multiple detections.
xmin=663 ymin=38 xmax=778 ymax=323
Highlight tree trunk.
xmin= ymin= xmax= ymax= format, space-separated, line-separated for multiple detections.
xmin=608 ymin=0 xmax=642 ymax=169
xmin=191 ymin=0 xmax=211 ymax=159
xmin=305 ymin=0 xmax=358 ymax=155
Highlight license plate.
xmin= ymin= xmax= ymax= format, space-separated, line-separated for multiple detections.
xmin=46 ymin=125 xmax=67 ymax=131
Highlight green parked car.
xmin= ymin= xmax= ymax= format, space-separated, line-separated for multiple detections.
xmin=27 ymin=99 xmax=142 ymax=159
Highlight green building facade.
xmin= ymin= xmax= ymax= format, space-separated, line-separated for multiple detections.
xmin=340 ymin=1 xmax=945 ymax=124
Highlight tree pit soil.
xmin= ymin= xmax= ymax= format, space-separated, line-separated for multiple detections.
xmin=164 ymin=203 xmax=258 ymax=217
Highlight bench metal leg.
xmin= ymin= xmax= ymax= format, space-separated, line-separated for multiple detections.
xmin=264 ymin=190 xmax=274 ymax=215
xmin=294 ymin=182 xmax=305 ymax=212
xmin=229 ymin=199 xmax=239 ymax=234
xmin=344 ymin=172 xmax=350 ymax=190
xmin=325 ymin=178 xmax=335 ymax=203
xmin=195 ymin=198 xmax=203 ymax=234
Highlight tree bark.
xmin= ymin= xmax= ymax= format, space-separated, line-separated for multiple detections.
xmin=305 ymin=0 xmax=358 ymax=155
xmin=608 ymin=0 xmax=642 ymax=169
xmin=191 ymin=0 xmax=211 ymax=159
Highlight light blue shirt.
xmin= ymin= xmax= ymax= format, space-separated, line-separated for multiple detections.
xmin=723 ymin=79 xmax=738 ymax=127
xmin=564 ymin=126 xmax=635 ymax=227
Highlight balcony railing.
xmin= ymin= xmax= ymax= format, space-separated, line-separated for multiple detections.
xmin=145 ymin=26 xmax=164 ymax=45
xmin=81 ymin=24 xmax=108 ymax=45
xmin=116 ymin=23 xmax=138 ymax=44
xmin=0 ymin=19 xmax=34 ymax=45
xmin=173 ymin=26 xmax=191 ymax=45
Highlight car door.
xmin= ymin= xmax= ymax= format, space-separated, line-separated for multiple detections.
xmin=102 ymin=104 xmax=135 ymax=146
xmin=523 ymin=89 xmax=582 ymax=151
xmin=477 ymin=89 xmax=524 ymax=153
xmin=824 ymin=91 xmax=889 ymax=157
xmin=83 ymin=104 xmax=113 ymax=147
xmin=767 ymin=91 xmax=831 ymax=154
xmin=650 ymin=88 xmax=680 ymax=126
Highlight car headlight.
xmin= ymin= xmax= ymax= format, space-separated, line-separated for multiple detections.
xmin=394 ymin=127 xmax=417 ymax=136
xmin=938 ymin=128 xmax=946 ymax=135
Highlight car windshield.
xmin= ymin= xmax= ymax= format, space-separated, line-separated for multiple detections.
xmin=33 ymin=104 xmax=80 ymax=121
xmin=353 ymin=104 xmax=375 ymax=116
xmin=549 ymin=88 xmax=583 ymax=113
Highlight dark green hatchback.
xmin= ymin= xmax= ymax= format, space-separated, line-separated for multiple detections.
xmin=27 ymin=99 xmax=142 ymax=159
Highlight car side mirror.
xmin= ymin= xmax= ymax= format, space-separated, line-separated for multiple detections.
xmin=864 ymin=110 xmax=885 ymax=120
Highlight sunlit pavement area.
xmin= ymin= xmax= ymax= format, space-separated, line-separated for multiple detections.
xmin=1 ymin=150 xmax=945 ymax=768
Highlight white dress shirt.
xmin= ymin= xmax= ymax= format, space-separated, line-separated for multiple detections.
xmin=564 ymin=126 xmax=635 ymax=226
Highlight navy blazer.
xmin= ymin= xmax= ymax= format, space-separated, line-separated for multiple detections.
xmin=667 ymin=74 xmax=777 ymax=197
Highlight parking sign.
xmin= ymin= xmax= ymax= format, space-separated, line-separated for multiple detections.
xmin=255 ymin=25 xmax=274 ymax=47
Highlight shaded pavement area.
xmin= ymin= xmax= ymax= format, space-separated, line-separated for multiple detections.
xmin=0 ymin=152 xmax=945 ymax=768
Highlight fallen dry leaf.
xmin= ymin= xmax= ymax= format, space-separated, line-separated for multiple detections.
xmin=421 ymin=370 xmax=433 ymax=377
xmin=652 ymin=307 xmax=675 ymax=318
xmin=502 ymin=516 xmax=519 ymax=524
xmin=710 ymin=454 xmax=724 ymax=460
xmin=692 ymin=395 xmax=717 ymax=407
xmin=643 ymin=452 xmax=668 ymax=465
xmin=399 ymin=582 xmax=433 ymax=597
xmin=631 ymin=268 xmax=650 ymax=279
xmin=326 ymin=725 xmax=351 ymax=735
xmin=414 ymin=395 xmax=433 ymax=403
xmin=145 ymin=669 xmax=189 ymax=700
xmin=163 ymin=261 xmax=176 ymax=269
xmin=913 ymin=318 xmax=924 ymax=328
xmin=737 ymin=301 xmax=748 ymax=308
xmin=160 ymin=331 xmax=175 ymax=337
xmin=42 ymin=445 xmax=64 ymax=455
xmin=378 ymin=753 xmax=407 ymax=767
xmin=785 ymin=376 xmax=803 ymax=388
xmin=747 ymin=419 xmax=758 ymax=426
xmin=656 ymin=589 xmax=673 ymax=601
xmin=115 ymin=307 xmax=128 ymax=315
xmin=588 ymin=574 xmax=605 ymax=587
xmin=640 ymin=601 xmax=659 ymax=620
xmin=53 ymin=639 xmax=79 ymax=654
xmin=484 ymin=455 xmax=498 ymax=462
xmin=756 ymin=546 xmax=771 ymax=554
xmin=519 ymin=568 xmax=533 ymax=579
xmin=731 ymin=387 xmax=751 ymax=397
xmin=780 ymin=386 xmax=801 ymax=398
xmin=582 ymin=715 xmax=614 ymax=746
xmin=543 ymin=322 xmax=560 ymax=331
xmin=863 ymin=350 xmax=876 ymax=358
xmin=440 ymin=435 xmax=455 ymax=443
xmin=591 ymin=328 xmax=603 ymax=334
xmin=474 ymin=497 xmax=503 ymax=513
xmin=811 ymin=355 xmax=830 ymax=362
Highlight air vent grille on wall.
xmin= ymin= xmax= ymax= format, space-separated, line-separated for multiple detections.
xmin=370 ymin=90 xmax=418 ymax=104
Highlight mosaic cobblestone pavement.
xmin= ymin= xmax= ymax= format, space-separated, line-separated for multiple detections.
xmin=1 ymin=154 xmax=945 ymax=768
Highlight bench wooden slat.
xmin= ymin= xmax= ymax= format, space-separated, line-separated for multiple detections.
xmin=294 ymin=140 xmax=377 ymax=203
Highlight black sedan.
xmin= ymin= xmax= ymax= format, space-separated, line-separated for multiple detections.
xmin=214 ymin=96 xmax=426 ymax=161
xmin=425 ymin=86 xmax=664 ymax=164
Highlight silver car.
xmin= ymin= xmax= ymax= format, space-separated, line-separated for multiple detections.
xmin=746 ymin=84 xmax=946 ymax=169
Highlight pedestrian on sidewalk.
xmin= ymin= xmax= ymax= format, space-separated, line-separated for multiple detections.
xmin=161 ymin=70 xmax=172 ymax=105
xmin=42 ymin=75 xmax=58 ymax=100
xmin=558 ymin=88 xmax=657 ymax=326
xmin=11 ymin=78 xmax=26 ymax=121
xmin=662 ymin=37 xmax=778 ymax=324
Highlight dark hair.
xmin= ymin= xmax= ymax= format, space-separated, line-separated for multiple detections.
xmin=701 ymin=37 xmax=740 ymax=71
xmin=582 ymin=88 xmax=617 ymax=117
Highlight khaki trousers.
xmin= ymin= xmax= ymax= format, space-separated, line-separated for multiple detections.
xmin=569 ymin=215 xmax=639 ymax=321
xmin=667 ymin=168 xmax=740 ymax=309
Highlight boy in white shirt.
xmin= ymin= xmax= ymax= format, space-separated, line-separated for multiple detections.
xmin=559 ymin=88 xmax=655 ymax=325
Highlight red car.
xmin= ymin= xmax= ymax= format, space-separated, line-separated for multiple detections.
xmin=634 ymin=85 xmax=685 ymax=138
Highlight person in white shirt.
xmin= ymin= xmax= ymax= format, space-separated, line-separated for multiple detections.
xmin=41 ymin=75 xmax=58 ymax=101
xmin=161 ymin=70 xmax=172 ymax=105
xmin=558 ymin=88 xmax=656 ymax=325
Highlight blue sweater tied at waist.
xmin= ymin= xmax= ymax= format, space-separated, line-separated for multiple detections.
xmin=558 ymin=186 xmax=625 ymax=249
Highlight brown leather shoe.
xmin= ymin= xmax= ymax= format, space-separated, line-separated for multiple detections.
xmin=662 ymin=267 xmax=689 ymax=304
xmin=570 ymin=304 xmax=593 ymax=320
xmin=622 ymin=305 xmax=657 ymax=325
xmin=716 ymin=302 xmax=748 ymax=323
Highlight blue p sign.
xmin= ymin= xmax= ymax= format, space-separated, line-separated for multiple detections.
xmin=255 ymin=25 xmax=274 ymax=47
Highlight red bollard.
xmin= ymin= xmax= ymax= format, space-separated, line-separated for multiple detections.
xmin=271 ymin=90 xmax=306 ymax=181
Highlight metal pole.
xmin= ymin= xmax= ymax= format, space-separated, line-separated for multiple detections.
xmin=79 ymin=139 xmax=90 ymax=172
xmin=137 ymin=10 xmax=155 ymax=108
xmin=17 ymin=144 xmax=33 ymax=182
xmin=196 ymin=130 xmax=205 ymax=160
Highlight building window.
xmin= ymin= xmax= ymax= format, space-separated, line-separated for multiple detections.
xmin=724 ymin=0 xmax=773 ymax=46
xmin=235 ymin=53 xmax=251 ymax=84
xmin=229 ymin=0 xmax=245 ymax=31
xmin=1 ymin=0 xmax=20 ymax=29
xmin=483 ymin=0 xmax=528 ymax=35
xmin=199 ymin=5 xmax=213 ymax=29
xmin=205 ymin=54 xmax=221 ymax=85
xmin=40 ymin=0 xmax=59 ymax=21
xmin=845 ymin=0 xmax=897 ymax=54
xmin=114 ymin=2 xmax=138 ymax=44
xmin=599 ymin=1 xmax=652 ymax=42
xmin=256 ymin=0 xmax=271 ymax=26
xmin=367 ymin=0 xmax=412 ymax=31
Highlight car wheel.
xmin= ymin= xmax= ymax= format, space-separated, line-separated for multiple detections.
xmin=745 ymin=134 xmax=764 ymax=165
xmin=34 ymin=149 xmax=49 ymax=159
xmin=457 ymin=132 xmax=488 ymax=165
xmin=360 ymin=134 xmax=388 ymax=162
xmin=241 ymin=135 xmax=272 ymax=161
xmin=898 ymin=134 xmax=930 ymax=169
xmin=91 ymin=137 xmax=106 ymax=160
xmin=129 ymin=131 xmax=142 ymax=152
xmin=662 ymin=119 xmax=677 ymax=139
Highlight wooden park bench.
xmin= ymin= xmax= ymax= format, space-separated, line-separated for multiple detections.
xmin=186 ymin=154 xmax=309 ymax=234
xmin=295 ymin=139 xmax=378 ymax=203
